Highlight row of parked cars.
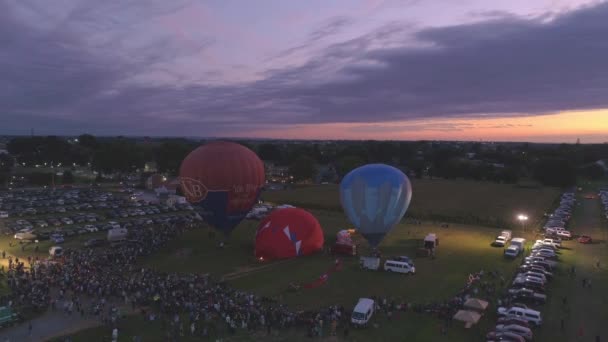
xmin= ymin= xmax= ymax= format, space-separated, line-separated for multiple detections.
xmin=245 ymin=203 xmax=294 ymax=220
xmin=600 ymin=189 xmax=608 ymax=220
xmin=543 ymin=191 xmax=575 ymax=240
xmin=0 ymin=189 xmax=127 ymax=217
xmin=486 ymin=192 xmax=572 ymax=341
xmin=7 ymin=213 xmax=103 ymax=232
xmin=106 ymin=203 xmax=191 ymax=219
xmin=20 ymin=212 xmax=200 ymax=244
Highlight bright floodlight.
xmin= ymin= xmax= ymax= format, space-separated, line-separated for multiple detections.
xmin=517 ymin=214 xmax=528 ymax=221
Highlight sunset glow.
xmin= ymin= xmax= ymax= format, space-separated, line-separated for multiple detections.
xmin=247 ymin=110 xmax=608 ymax=143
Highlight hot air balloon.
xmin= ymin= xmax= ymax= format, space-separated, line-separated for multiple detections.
xmin=339 ymin=164 xmax=412 ymax=248
xmin=179 ymin=141 xmax=265 ymax=236
xmin=255 ymin=208 xmax=324 ymax=260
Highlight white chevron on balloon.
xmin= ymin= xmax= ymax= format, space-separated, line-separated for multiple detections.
xmin=257 ymin=220 xmax=272 ymax=237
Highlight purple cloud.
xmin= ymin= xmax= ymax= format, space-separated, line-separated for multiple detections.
xmin=1 ymin=0 xmax=608 ymax=137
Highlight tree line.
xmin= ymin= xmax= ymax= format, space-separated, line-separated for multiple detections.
xmin=3 ymin=136 xmax=608 ymax=188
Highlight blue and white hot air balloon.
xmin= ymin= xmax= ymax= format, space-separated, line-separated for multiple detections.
xmin=339 ymin=164 xmax=412 ymax=248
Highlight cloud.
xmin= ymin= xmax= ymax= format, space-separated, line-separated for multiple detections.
xmin=2 ymin=0 xmax=608 ymax=137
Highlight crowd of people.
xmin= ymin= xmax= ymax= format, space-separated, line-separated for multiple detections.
xmin=0 ymin=220 xmax=357 ymax=339
xmin=0 ymin=217 xmax=506 ymax=340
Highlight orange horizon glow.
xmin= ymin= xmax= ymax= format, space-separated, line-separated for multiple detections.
xmin=245 ymin=110 xmax=608 ymax=143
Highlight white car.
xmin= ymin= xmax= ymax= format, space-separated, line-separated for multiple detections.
xmin=494 ymin=235 xmax=508 ymax=247
xmin=497 ymin=307 xmax=542 ymax=326
xmin=518 ymin=271 xmax=547 ymax=283
xmin=84 ymin=225 xmax=98 ymax=232
xmin=556 ymin=230 xmax=572 ymax=239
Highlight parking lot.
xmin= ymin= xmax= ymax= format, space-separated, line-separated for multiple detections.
xmin=0 ymin=188 xmax=199 ymax=249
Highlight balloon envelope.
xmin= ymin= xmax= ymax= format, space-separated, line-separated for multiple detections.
xmin=179 ymin=141 xmax=265 ymax=235
xmin=339 ymin=164 xmax=412 ymax=247
xmin=255 ymin=208 xmax=324 ymax=260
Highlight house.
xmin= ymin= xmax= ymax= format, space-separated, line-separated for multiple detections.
xmin=166 ymin=195 xmax=187 ymax=207
xmin=154 ymin=178 xmax=180 ymax=196
xmin=144 ymin=162 xmax=158 ymax=173
xmin=265 ymin=163 xmax=292 ymax=183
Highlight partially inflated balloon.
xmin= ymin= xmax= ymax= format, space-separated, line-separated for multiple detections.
xmin=255 ymin=208 xmax=324 ymax=260
xmin=339 ymin=164 xmax=412 ymax=247
xmin=179 ymin=141 xmax=265 ymax=235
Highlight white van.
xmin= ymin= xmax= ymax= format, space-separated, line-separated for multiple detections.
xmin=107 ymin=228 xmax=128 ymax=242
xmin=384 ymin=260 xmax=416 ymax=274
xmin=360 ymin=256 xmax=380 ymax=271
xmin=497 ymin=307 xmax=542 ymax=326
xmin=351 ymin=298 xmax=375 ymax=326
xmin=510 ymin=238 xmax=526 ymax=250
xmin=49 ymin=246 xmax=64 ymax=258
xmin=0 ymin=211 xmax=8 ymax=218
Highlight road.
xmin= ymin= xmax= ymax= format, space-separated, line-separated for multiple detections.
xmin=537 ymin=189 xmax=608 ymax=341
xmin=0 ymin=298 xmax=132 ymax=342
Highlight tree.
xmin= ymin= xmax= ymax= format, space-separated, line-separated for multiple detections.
xmin=0 ymin=153 xmax=13 ymax=188
xmin=78 ymin=134 xmax=99 ymax=150
xmin=62 ymin=170 xmax=74 ymax=184
xmin=154 ymin=141 xmax=195 ymax=175
xmin=289 ymin=156 xmax=316 ymax=182
xmin=534 ymin=158 xmax=576 ymax=187
xmin=258 ymin=143 xmax=282 ymax=162
xmin=580 ymin=164 xmax=605 ymax=180
xmin=336 ymin=155 xmax=365 ymax=178
xmin=92 ymin=140 xmax=146 ymax=174
xmin=27 ymin=172 xmax=53 ymax=186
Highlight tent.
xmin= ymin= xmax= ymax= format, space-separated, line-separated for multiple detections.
xmin=463 ymin=298 xmax=489 ymax=312
xmin=453 ymin=310 xmax=481 ymax=328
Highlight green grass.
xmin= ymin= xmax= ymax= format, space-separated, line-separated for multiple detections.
xmin=135 ymin=216 xmax=522 ymax=341
xmin=3 ymin=179 xmax=574 ymax=341
xmin=262 ymin=179 xmax=560 ymax=228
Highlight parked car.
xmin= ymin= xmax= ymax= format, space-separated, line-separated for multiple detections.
xmin=384 ymin=260 xmax=415 ymax=274
xmin=50 ymin=234 xmax=65 ymax=244
xmin=497 ymin=307 xmax=542 ymax=326
xmin=577 ymin=235 xmax=592 ymax=244
xmin=496 ymin=317 xmax=530 ymax=328
xmin=556 ymin=230 xmax=572 ymax=239
xmin=508 ymin=288 xmax=546 ymax=305
xmin=495 ymin=324 xmax=533 ymax=341
xmin=486 ymin=331 xmax=525 ymax=342
xmin=351 ymin=298 xmax=375 ymax=326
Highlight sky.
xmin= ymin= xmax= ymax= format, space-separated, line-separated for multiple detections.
xmin=1 ymin=0 xmax=608 ymax=143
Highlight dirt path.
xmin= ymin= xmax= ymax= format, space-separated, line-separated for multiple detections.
xmin=563 ymin=192 xmax=608 ymax=341
xmin=0 ymin=298 xmax=133 ymax=342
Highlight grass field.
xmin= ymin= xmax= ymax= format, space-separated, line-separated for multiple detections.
xmin=126 ymin=213 xmax=534 ymax=341
xmin=64 ymin=221 xmax=524 ymax=342
xmin=262 ymin=180 xmax=560 ymax=228
xmin=3 ymin=179 xmax=569 ymax=341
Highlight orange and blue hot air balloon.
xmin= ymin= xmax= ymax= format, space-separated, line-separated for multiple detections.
xmin=339 ymin=164 xmax=412 ymax=248
xmin=179 ymin=141 xmax=265 ymax=236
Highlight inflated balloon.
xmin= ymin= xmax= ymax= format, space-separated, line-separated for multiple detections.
xmin=179 ymin=141 xmax=265 ymax=235
xmin=255 ymin=208 xmax=324 ymax=260
xmin=339 ymin=164 xmax=412 ymax=247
